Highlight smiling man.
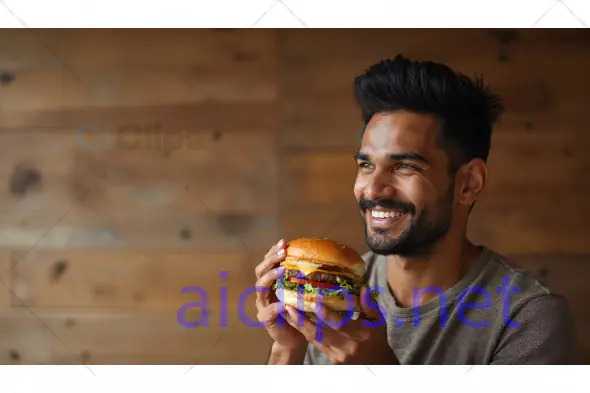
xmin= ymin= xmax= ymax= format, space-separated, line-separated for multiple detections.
xmin=255 ymin=55 xmax=578 ymax=365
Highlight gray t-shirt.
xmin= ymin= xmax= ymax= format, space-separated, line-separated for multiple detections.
xmin=304 ymin=245 xmax=578 ymax=365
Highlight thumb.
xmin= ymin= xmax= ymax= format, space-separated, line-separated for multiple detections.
xmin=359 ymin=286 xmax=385 ymax=321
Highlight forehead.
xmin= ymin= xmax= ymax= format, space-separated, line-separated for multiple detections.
xmin=360 ymin=111 xmax=442 ymax=158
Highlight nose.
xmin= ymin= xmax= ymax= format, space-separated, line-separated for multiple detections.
xmin=363 ymin=169 xmax=397 ymax=201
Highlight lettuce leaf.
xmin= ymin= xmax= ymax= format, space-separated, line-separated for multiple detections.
xmin=273 ymin=276 xmax=381 ymax=305
xmin=273 ymin=276 xmax=361 ymax=297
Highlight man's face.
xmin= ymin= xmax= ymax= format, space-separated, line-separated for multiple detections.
xmin=353 ymin=111 xmax=457 ymax=258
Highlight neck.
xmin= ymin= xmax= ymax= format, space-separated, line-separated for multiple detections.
xmin=385 ymin=231 xmax=482 ymax=308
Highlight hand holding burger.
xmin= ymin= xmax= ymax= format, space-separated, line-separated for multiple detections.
xmin=273 ymin=237 xmax=369 ymax=321
xmin=254 ymin=239 xmax=308 ymax=353
xmin=256 ymin=237 xmax=398 ymax=364
xmin=282 ymin=285 xmax=398 ymax=365
xmin=268 ymin=238 xmax=397 ymax=365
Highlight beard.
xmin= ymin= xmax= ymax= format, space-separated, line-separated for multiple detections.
xmin=360 ymin=183 xmax=454 ymax=258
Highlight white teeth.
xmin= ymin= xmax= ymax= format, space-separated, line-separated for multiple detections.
xmin=370 ymin=210 xmax=404 ymax=219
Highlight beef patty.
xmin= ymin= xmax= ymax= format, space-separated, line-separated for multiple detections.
xmin=284 ymin=268 xmax=356 ymax=286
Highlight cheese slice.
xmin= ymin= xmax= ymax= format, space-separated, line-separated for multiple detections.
xmin=281 ymin=260 xmax=358 ymax=280
xmin=281 ymin=260 xmax=321 ymax=276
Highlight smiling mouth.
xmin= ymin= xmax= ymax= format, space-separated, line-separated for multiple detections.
xmin=367 ymin=209 xmax=409 ymax=228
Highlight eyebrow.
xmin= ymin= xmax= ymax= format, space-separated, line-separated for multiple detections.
xmin=354 ymin=152 xmax=430 ymax=165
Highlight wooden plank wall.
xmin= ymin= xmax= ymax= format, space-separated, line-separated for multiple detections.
xmin=0 ymin=28 xmax=589 ymax=364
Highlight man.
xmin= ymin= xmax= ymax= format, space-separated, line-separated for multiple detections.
xmin=254 ymin=55 xmax=578 ymax=365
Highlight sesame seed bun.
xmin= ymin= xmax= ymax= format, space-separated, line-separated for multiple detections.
xmin=283 ymin=237 xmax=366 ymax=280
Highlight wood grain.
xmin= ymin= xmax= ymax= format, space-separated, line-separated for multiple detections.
xmin=8 ymin=250 xmax=264 ymax=312
xmin=0 ymin=308 xmax=272 ymax=364
xmin=0 ymin=130 xmax=278 ymax=250
xmin=281 ymin=150 xmax=357 ymax=206
xmin=0 ymin=29 xmax=276 ymax=102
xmin=0 ymin=102 xmax=277 ymax=133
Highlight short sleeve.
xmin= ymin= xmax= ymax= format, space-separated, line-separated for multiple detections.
xmin=303 ymin=344 xmax=314 ymax=365
xmin=303 ymin=343 xmax=332 ymax=365
xmin=490 ymin=294 xmax=579 ymax=365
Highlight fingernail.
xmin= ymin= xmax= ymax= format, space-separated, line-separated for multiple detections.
xmin=277 ymin=249 xmax=285 ymax=256
xmin=277 ymin=239 xmax=284 ymax=247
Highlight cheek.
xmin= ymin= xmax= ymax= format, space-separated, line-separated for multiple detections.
xmin=399 ymin=177 xmax=435 ymax=207
xmin=353 ymin=178 xmax=365 ymax=200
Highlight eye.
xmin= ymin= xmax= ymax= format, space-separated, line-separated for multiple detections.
xmin=357 ymin=161 xmax=374 ymax=171
xmin=396 ymin=163 xmax=420 ymax=172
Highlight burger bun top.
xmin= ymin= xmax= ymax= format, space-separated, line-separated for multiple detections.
xmin=284 ymin=237 xmax=366 ymax=279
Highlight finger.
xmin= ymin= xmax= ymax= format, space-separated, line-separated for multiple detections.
xmin=255 ymin=244 xmax=287 ymax=279
xmin=285 ymin=305 xmax=358 ymax=365
xmin=359 ymin=286 xmax=384 ymax=317
xmin=264 ymin=239 xmax=286 ymax=259
xmin=255 ymin=266 xmax=284 ymax=305
xmin=310 ymin=302 xmax=357 ymax=330
xmin=357 ymin=286 xmax=388 ymax=328
xmin=256 ymin=302 xmax=286 ymax=327
xmin=283 ymin=306 xmax=317 ymax=341
xmin=284 ymin=306 xmax=347 ymax=348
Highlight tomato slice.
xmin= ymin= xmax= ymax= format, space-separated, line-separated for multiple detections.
xmin=289 ymin=277 xmax=337 ymax=289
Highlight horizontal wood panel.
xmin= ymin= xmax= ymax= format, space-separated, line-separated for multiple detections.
xmin=0 ymin=30 xmax=276 ymax=123
xmin=0 ymin=129 xmax=277 ymax=191
xmin=280 ymin=29 xmax=500 ymax=65
xmin=0 ymin=101 xmax=277 ymax=131
xmin=484 ymin=128 xmax=590 ymax=195
xmin=0 ymin=212 xmax=277 ymax=251
xmin=282 ymin=151 xmax=357 ymax=206
xmin=0 ymin=65 xmax=275 ymax=119
xmin=281 ymin=29 xmax=590 ymax=62
xmin=0 ymin=29 xmax=275 ymax=70
xmin=7 ymin=250 xmax=266 ymax=311
xmin=467 ymin=192 xmax=590 ymax=254
xmin=0 ymin=308 xmax=272 ymax=364
xmin=0 ymin=130 xmax=278 ymax=250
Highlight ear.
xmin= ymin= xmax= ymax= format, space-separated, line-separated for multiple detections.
xmin=457 ymin=158 xmax=488 ymax=208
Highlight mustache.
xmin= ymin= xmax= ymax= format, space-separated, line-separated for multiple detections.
xmin=359 ymin=198 xmax=415 ymax=214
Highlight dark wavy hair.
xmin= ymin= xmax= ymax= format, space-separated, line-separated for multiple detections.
xmin=354 ymin=55 xmax=505 ymax=175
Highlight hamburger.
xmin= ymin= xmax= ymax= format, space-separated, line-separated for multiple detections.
xmin=273 ymin=237 xmax=373 ymax=320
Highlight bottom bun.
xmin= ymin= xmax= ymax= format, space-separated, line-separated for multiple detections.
xmin=276 ymin=288 xmax=360 ymax=313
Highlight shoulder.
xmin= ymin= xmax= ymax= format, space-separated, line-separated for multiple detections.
xmin=480 ymin=247 xmax=559 ymax=300
xmin=484 ymin=247 xmax=574 ymax=319
xmin=481 ymin=249 xmax=578 ymax=363
xmin=481 ymin=248 xmax=574 ymax=321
